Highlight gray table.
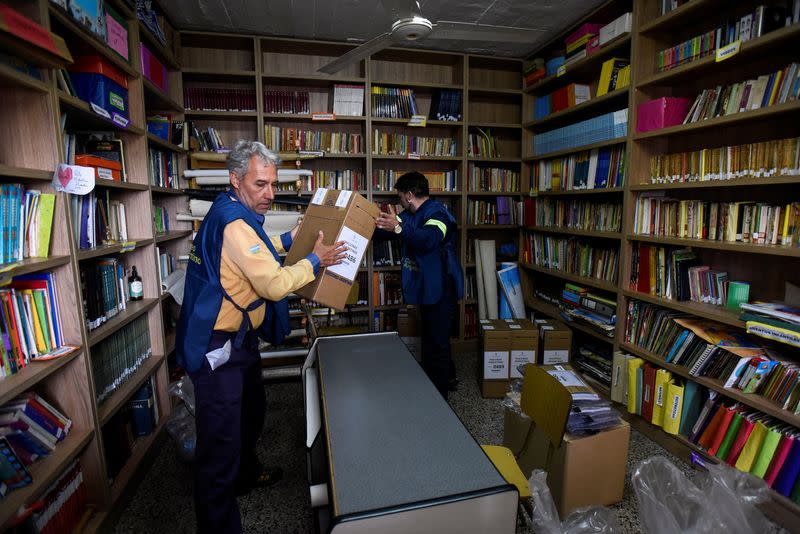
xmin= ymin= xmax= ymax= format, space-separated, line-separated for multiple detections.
xmin=303 ymin=333 xmax=517 ymax=534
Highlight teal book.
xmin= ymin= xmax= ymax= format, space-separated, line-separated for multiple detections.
xmin=636 ymin=366 xmax=644 ymax=415
xmin=679 ymin=380 xmax=704 ymax=437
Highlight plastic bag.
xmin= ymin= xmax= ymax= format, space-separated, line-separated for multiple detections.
xmin=529 ymin=469 xmax=622 ymax=534
xmin=166 ymin=403 xmax=196 ymax=461
xmin=168 ymin=375 xmax=196 ymax=416
xmin=632 ymin=456 xmax=771 ymax=534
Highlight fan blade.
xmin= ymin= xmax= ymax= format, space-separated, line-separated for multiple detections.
xmin=317 ymin=33 xmax=393 ymax=75
xmin=430 ymin=21 xmax=544 ymax=43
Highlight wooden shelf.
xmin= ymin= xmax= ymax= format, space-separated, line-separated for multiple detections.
xmin=467 ymin=157 xmax=522 ymax=163
xmin=524 ymin=295 xmax=615 ymax=344
xmin=183 ymin=110 xmax=258 ymax=118
xmin=523 ymin=88 xmax=629 ymax=130
xmin=621 ymin=289 xmax=744 ymax=328
xmin=531 ymin=187 xmax=624 ymax=197
xmin=0 ymin=427 xmax=94 ymax=528
xmin=526 ymin=226 xmax=622 ymax=239
xmin=48 ymin=5 xmax=138 ymax=78
xmin=155 ymin=230 xmax=193 ymax=243
xmin=98 ymin=353 xmax=165 ymax=425
xmin=371 ymin=154 xmax=462 ymax=161
xmin=143 ymin=78 xmax=184 ymax=113
xmin=57 ymin=91 xmax=145 ymax=135
xmin=75 ymin=238 xmax=154 ymax=261
xmin=630 ymin=175 xmax=800 ymax=190
xmin=263 ymin=113 xmax=366 ymax=122
xmin=465 ymin=224 xmax=519 ymax=230
xmin=371 ymin=117 xmax=463 ymax=127
xmin=634 ymin=100 xmax=800 ymax=141
xmin=110 ymin=417 xmax=167 ymax=503
xmin=138 ymin=21 xmax=180 ymax=70
xmin=0 ymin=347 xmax=82 ymax=406
xmin=639 ymin=0 xmax=724 ymax=34
xmin=374 ymin=304 xmax=403 ymax=311
xmin=150 ymin=185 xmax=185 ymax=195
xmin=626 ymin=234 xmax=800 ymax=258
xmin=0 ymin=255 xmax=71 ymax=283
xmin=619 ymin=342 xmax=800 ymax=428
xmin=93 ymin=180 xmax=149 ymax=191
xmin=184 ymin=68 xmax=256 ymax=77
xmin=525 ymin=137 xmax=627 ymax=161
xmin=520 ymin=261 xmax=618 ymax=293
xmin=637 ymin=24 xmax=800 ymax=88
xmin=0 ymin=63 xmax=49 ymax=93
xmin=524 ymin=35 xmax=631 ymax=94
xmin=0 ymin=165 xmax=54 ymax=181
xmin=371 ymin=79 xmax=462 ymax=90
xmin=165 ymin=333 xmax=176 ymax=355
xmin=467 ymin=122 xmax=522 ymax=130
xmin=467 ymin=191 xmax=521 ymax=196
xmin=88 ymin=298 xmax=159 ymax=348
xmin=468 ymin=87 xmax=522 ymax=96
xmin=263 ymin=73 xmax=365 ymax=84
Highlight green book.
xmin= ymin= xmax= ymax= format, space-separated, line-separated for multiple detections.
xmin=751 ymin=427 xmax=782 ymax=478
xmin=726 ymin=281 xmax=750 ymax=310
xmin=32 ymin=290 xmax=51 ymax=353
xmin=740 ymin=312 xmax=800 ymax=334
xmin=716 ymin=412 xmax=743 ymax=461
xmin=679 ymin=381 xmax=704 ymax=437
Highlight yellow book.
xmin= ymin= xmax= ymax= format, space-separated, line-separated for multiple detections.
xmin=23 ymin=290 xmax=46 ymax=353
xmin=663 ymin=381 xmax=685 ymax=435
xmin=652 ymin=369 xmax=673 ymax=427
xmin=597 ymin=59 xmax=615 ymax=97
xmin=782 ymin=203 xmax=792 ymax=245
xmin=768 ymin=71 xmax=783 ymax=106
xmin=34 ymin=193 xmax=55 ymax=258
xmin=679 ymin=201 xmax=689 ymax=238
xmin=627 ymin=357 xmax=644 ymax=414
xmin=735 ymin=420 xmax=767 ymax=472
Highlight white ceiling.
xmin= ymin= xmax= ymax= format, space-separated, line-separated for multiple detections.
xmin=161 ymin=0 xmax=606 ymax=58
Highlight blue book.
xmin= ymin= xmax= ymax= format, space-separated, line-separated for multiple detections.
xmin=0 ymin=436 xmax=32 ymax=496
xmin=666 ymin=330 xmax=690 ymax=363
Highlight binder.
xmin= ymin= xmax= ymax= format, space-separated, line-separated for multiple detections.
xmin=641 ymin=364 xmax=657 ymax=422
xmin=726 ymin=417 xmax=755 ymax=466
xmin=663 ymin=381 xmax=684 ymax=435
xmin=715 ymin=412 xmax=744 ymax=461
xmin=679 ymin=381 xmax=704 ymax=436
xmin=706 ymin=406 xmax=736 ymax=456
xmin=752 ymin=427 xmax=783 ymax=478
xmin=697 ymin=403 xmax=727 ymax=449
xmin=773 ymin=439 xmax=800 ymax=497
xmin=764 ymin=434 xmax=794 ymax=486
xmin=736 ymin=421 xmax=767 ymax=472
xmin=652 ymin=369 xmax=673 ymax=427
xmin=627 ymin=358 xmax=644 ymax=414
xmin=636 ymin=366 xmax=644 ymax=416
xmin=610 ymin=352 xmax=631 ymax=404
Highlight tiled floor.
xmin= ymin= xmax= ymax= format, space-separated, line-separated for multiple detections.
xmin=109 ymin=352 xmax=737 ymax=533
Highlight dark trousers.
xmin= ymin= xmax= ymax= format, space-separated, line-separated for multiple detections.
xmin=420 ymin=279 xmax=457 ymax=399
xmin=190 ymin=331 xmax=265 ymax=534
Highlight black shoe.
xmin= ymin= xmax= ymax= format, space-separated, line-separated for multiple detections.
xmin=235 ymin=466 xmax=283 ymax=496
xmin=448 ymin=377 xmax=459 ymax=392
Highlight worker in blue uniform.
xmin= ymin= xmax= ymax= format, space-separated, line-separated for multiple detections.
xmin=177 ymin=140 xmax=347 ymax=534
xmin=375 ymin=171 xmax=464 ymax=398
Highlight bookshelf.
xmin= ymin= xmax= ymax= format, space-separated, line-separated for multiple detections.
xmin=0 ymin=1 xmax=180 ymax=530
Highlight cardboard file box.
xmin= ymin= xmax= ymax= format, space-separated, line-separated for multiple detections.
xmin=507 ymin=319 xmax=537 ymax=378
xmin=69 ymin=55 xmax=129 ymax=126
xmin=537 ymin=320 xmax=572 ymax=365
xmin=140 ymin=43 xmax=168 ymax=93
xmin=636 ymin=97 xmax=691 ymax=133
xmin=479 ymin=320 xmax=512 ymax=398
xmin=75 ymin=154 xmax=122 ymax=182
xmin=285 ymin=189 xmax=379 ymax=310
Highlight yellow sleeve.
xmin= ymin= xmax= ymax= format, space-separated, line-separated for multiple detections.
xmin=222 ymin=220 xmax=315 ymax=301
xmin=269 ymin=234 xmax=286 ymax=254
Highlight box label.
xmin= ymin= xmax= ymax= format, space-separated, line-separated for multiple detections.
xmin=90 ymin=102 xmax=111 ymax=119
xmin=509 ymin=324 xmax=521 ymax=329
xmin=109 ymin=91 xmax=125 ymax=111
xmin=510 ymin=350 xmax=535 ymax=378
xmin=407 ymin=114 xmax=427 ymax=127
xmin=326 ymin=225 xmax=368 ymax=282
xmin=310 ymin=188 xmax=327 ymax=205
xmin=483 ymin=351 xmax=509 ymax=379
xmin=97 ymin=167 xmax=113 ymax=181
xmin=549 ymin=369 xmax=584 ymax=387
xmin=312 ymin=112 xmax=336 ymax=121
xmin=716 ymin=40 xmax=741 ymax=62
xmin=111 ymin=113 xmax=129 ymax=128
xmin=334 ymin=190 xmax=352 ymax=208
xmin=105 ymin=13 xmax=129 ymax=60
xmin=543 ymin=349 xmax=569 ymax=364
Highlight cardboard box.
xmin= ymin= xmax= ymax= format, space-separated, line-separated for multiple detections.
xmin=479 ymin=319 xmax=512 ymax=398
xmin=75 ymin=154 xmax=122 ymax=181
xmin=507 ymin=319 xmax=537 ymax=378
xmin=599 ymin=12 xmax=632 ymax=45
xmin=537 ymin=320 xmax=572 ymax=365
xmin=285 ymin=189 xmax=379 ymax=310
xmin=398 ymin=307 xmax=421 ymax=361
xmin=502 ymin=403 xmax=533 ymax=457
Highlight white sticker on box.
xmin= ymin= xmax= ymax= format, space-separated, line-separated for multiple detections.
xmin=335 ymin=190 xmax=352 ymax=208
xmin=504 ymin=319 xmax=514 ymax=322
xmin=613 ymin=109 xmax=627 ymax=124
xmin=543 ymin=349 xmax=569 ymax=364
xmin=97 ymin=167 xmax=113 ymax=181
xmin=480 ymin=319 xmax=489 ymax=324
xmin=326 ymin=225 xmax=367 ymax=282
xmin=90 ymin=102 xmax=111 ymax=119
xmin=510 ymin=350 xmax=535 ymax=378
xmin=483 ymin=351 xmax=509 ymax=379
xmin=509 ymin=324 xmax=521 ymax=329
xmin=310 ymin=188 xmax=328 ymax=205
xmin=548 ymin=369 xmax=584 ymax=387
xmin=483 ymin=325 xmax=495 ymax=330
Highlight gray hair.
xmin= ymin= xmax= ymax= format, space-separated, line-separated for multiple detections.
xmin=226 ymin=140 xmax=281 ymax=179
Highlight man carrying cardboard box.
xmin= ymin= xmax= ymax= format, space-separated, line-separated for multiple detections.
xmin=177 ymin=140 xmax=347 ymax=534
xmin=375 ymin=171 xmax=464 ymax=398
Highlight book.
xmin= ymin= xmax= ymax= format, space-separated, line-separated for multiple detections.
xmin=663 ymin=381 xmax=684 ymax=435
xmin=0 ymin=436 xmax=32 ymax=496
xmin=736 ymin=420 xmax=768 ymax=472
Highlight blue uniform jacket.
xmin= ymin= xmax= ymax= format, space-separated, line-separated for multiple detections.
xmin=176 ymin=190 xmax=290 ymax=373
xmin=397 ymin=198 xmax=464 ymax=305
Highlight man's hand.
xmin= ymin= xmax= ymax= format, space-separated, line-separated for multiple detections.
xmin=312 ymin=231 xmax=348 ymax=267
xmin=375 ymin=204 xmax=399 ymax=231
xmin=290 ymin=216 xmax=304 ymax=240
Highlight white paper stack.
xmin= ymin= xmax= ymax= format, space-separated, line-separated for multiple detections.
xmin=184 ymin=168 xmax=312 ymax=185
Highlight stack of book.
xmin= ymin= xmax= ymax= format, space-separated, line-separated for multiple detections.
xmin=0 ymin=392 xmax=71 ymax=469
xmin=371 ymin=86 xmax=418 ymax=118
xmin=428 ymin=89 xmax=462 ymax=121
xmin=80 ymin=258 xmax=130 ymax=331
xmin=153 ymin=206 xmax=171 ymax=233
xmin=683 ymin=63 xmax=800 ymax=125
xmin=524 ymin=234 xmax=619 ymax=283
xmin=68 ymin=190 xmax=129 ymax=249
xmin=146 ymin=116 xmax=186 ymax=148
xmin=26 ymin=460 xmax=88 ymax=531
xmin=373 ymin=240 xmax=402 ymax=266
xmin=148 ymin=148 xmax=179 ymax=188
xmin=188 ymin=123 xmax=226 ymax=152
xmin=372 ymin=131 xmax=457 ymax=157
xmin=373 ymin=272 xmax=402 ymax=306
xmin=373 ymin=169 xmax=458 ymax=192
xmin=573 ymin=344 xmax=613 ymax=387
xmin=467 ymin=128 xmax=500 ymax=158
xmin=263 ymin=90 xmax=310 ymax=114
xmin=308 ymin=170 xmax=362 ymax=191
xmin=648 ymin=137 xmax=800 ymax=184
xmin=468 ymin=164 xmax=519 ymax=192
xmin=264 ymin=126 xmax=364 ymax=154
xmin=156 ymin=246 xmax=176 ymax=289
xmin=533 ymin=145 xmax=626 ymax=192
xmin=564 ymin=23 xmax=602 ymax=66
xmin=597 ymin=58 xmax=630 ymax=97
xmin=560 ymin=284 xmax=616 ymax=336
xmin=534 ymin=198 xmax=622 ymax=233
xmin=534 ymin=83 xmax=591 ymax=119
xmin=92 ymin=314 xmax=152 ymax=404
xmin=0 ymin=273 xmax=73 ymax=377
xmin=0 ymin=185 xmax=55 ymax=265
xmin=533 ymin=109 xmax=628 ymax=155
xmin=522 ymin=58 xmax=546 ymax=89
xmin=332 ymin=84 xmax=365 ymax=116
xmin=740 ymin=301 xmax=800 ymax=348
xmin=183 ymin=87 xmax=257 ymax=112
xmin=467 ymin=197 xmax=518 ymax=225
xmin=633 ymin=195 xmax=800 ymax=246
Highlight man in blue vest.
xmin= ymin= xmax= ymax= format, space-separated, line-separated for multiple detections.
xmin=375 ymin=171 xmax=464 ymax=399
xmin=177 ymin=140 xmax=347 ymax=534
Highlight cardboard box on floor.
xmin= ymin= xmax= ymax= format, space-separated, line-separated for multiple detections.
xmin=479 ymin=320 xmax=511 ymax=398
xmin=505 ymin=364 xmax=629 ymax=517
xmin=398 ymin=307 xmax=421 ymax=361
xmin=507 ymin=319 xmax=537 ymax=378
xmin=285 ymin=189 xmax=379 ymax=310
xmin=537 ymin=319 xmax=572 ymax=365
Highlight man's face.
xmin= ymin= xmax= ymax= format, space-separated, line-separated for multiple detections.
xmin=231 ymin=156 xmax=277 ymax=215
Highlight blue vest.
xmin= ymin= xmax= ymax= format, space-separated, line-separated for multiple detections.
xmin=399 ymin=198 xmax=464 ymax=305
xmin=176 ymin=190 xmax=289 ymax=373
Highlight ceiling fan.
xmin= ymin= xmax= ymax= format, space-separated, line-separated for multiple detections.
xmin=317 ymin=0 xmax=544 ymax=75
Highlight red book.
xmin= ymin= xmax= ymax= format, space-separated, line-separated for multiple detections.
xmin=641 ymin=364 xmax=657 ymax=422
xmin=765 ymin=434 xmax=795 ymax=487
xmin=725 ymin=417 xmax=755 ymax=465
xmin=707 ymin=406 xmax=735 ymax=456
xmin=697 ymin=404 xmax=728 ymax=449
xmin=637 ymin=244 xmax=652 ymax=293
